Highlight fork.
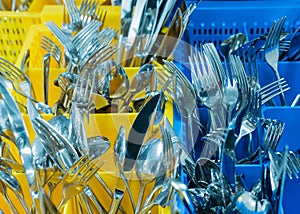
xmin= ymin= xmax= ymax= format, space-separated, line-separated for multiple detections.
xmin=264 ymin=17 xmax=287 ymax=106
xmin=63 ymin=0 xmax=82 ymax=31
xmin=259 ymin=78 xmax=290 ymax=105
xmin=41 ymin=35 xmax=62 ymax=105
xmin=32 ymin=117 xmax=79 ymax=171
xmin=41 ymin=35 xmax=62 ymax=65
xmin=79 ymin=29 xmax=118 ymax=68
xmin=161 ymin=60 xmax=199 ymax=158
xmin=46 ymin=21 xmax=79 ymax=73
xmin=57 ymin=155 xmax=105 ymax=209
xmin=0 ymin=57 xmax=35 ymax=99
xmin=80 ymin=0 xmax=107 ymax=28
xmin=189 ymin=48 xmax=225 ymax=130
xmin=235 ymin=88 xmax=260 ymax=146
xmin=32 ymin=117 xmax=108 ymax=213
xmin=71 ymin=66 xmax=98 ymax=116
xmin=202 ymin=44 xmax=239 ymax=124
xmin=237 ymin=119 xmax=285 ymax=164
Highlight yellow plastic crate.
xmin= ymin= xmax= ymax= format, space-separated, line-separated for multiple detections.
xmin=15 ymin=6 xmax=121 ymax=68
xmin=1 ymin=66 xmax=173 ymax=213
xmin=0 ymin=4 xmax=64 ymax=64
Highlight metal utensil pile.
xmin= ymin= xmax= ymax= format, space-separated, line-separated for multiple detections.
xmin=0 ymin=0 xmax=300 ymax=213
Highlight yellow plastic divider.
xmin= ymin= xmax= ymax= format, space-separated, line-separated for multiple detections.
xmin=26 ymin=65 xmax=174 ymax=168
xmin=28 ymin=0 xmax=63 ymax=12
xmin=16 ymin=6 xmax=121 ymax=68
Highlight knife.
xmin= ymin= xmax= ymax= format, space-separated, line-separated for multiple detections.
xmin=123 ymin=92 xmax=162 ymax=171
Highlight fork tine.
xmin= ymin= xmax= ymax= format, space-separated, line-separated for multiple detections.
xmin=73 ymin=155 xmax=95 ymax=177
xmin=260 ymin=81 xmax=287 ymax=97
xmin=73 ymin=20 xmax=101 ymax=47
xmin=34 ymin=118 xmax=62 ymax=150
xmin=157 ymin=69 xmax=173 ymax=92
xmin=259 ymin=78 xmax=286 ymax=93
xmin=81 ymin=159 xmax=105 ymax=181
xmin=81 ymin=45 xmax=118 ymax=69
xmin=276 ymin=17 xmax=286 ymax=40
xmin=267 ymin=21 xmax=276 ymax=47
xmin=97 ymin=8 xmax=107 ymax=26
xmin=69 ymin=155 xmax=88 ymax=175
xmin=0 ymin=58 xmax=21 ymax=79
xmin=261 ymin=84 xmax=290 ymax=105
xmin=41 ymin=35 xmax=61 ymax=64
xmin=32 ymin=119 xmax=59 ymax=154
xmin=270 ymin=122 xmax=285 ymax=150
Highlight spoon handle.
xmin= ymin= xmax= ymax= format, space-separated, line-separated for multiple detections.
xmin=135 ymin=182 xmax=146 ymax=214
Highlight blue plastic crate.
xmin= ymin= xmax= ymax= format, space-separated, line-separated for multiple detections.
xmin=186 ymin=1 xmax=300 ymax=49
xmin=172 ymin=3 xmax=300 ymax=213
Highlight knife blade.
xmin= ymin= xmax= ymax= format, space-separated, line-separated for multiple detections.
xmin=123 ymin=92 xmax=162 ymax=171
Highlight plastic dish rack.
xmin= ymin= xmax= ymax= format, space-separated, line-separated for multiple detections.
xmin=187 ymin=1 xmax=300 ymax=50
xmin=15 ymin=5 xmax=121 ymax=68
xmin=172 ymin=1 xmax=300 ymax=214
xmin=0 ymin=2 xmax=64 ymax=64
xmin=2 ymin=66 xmax=173 ymax=213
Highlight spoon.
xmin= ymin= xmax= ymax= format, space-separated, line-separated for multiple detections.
xmin=219 ymin=33 xmax=247 ymax=58
xmin=120 ymin=63 xmax=155 ymax=109
xmin=101 ymin=60 xmax=129 ymax=100
xmin=228 ymin=191 xmax=271 ymax=213
xmin=87 ymin=135 xmax=110 ymax=158
xmin=110 ymin=126 xmax=135 ymax=212
xmin=135 ymin=138 xmax=164 ymax=213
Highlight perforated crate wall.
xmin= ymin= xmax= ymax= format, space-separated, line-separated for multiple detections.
xmin=0 ymin=13 xmax=41 ymax=63
xmin=187 ymin=1 xmax=300 ymax=58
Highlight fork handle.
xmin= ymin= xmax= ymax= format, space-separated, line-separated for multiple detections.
xmin=42 ymin=54 xmax=50 ymax=105
xmin=109 ymin=188 xmax=125 ymax=214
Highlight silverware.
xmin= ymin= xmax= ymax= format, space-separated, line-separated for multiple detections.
xmin=63 ymin=0 xmax=82 ymax=31
xmin=120 ymin=63 xmax=154 ymax=110
xmin=264 ymin=17 xmax=287 ymax=106
xmin=109 ymin=188 xmax=125 ymax=214
xmin=123 ymin=92 xmax=162 ymax=171
xmin=0 ymin=78 xmax=43 ymax=213
xmin=0 ymin=169 xmax=29 ymax=213
xmin=135 ymin=138 xmax=164 ymax=213
xmin=111 ymin=126 xmax=135 ymax=211
xmin=56 ymin=155 xmax=105 ymax=209
xmin=170 ymin=179 xmax=197 ymax=214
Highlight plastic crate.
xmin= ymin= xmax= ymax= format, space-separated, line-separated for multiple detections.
xmin=0 ymin=4 xmax=64 ymax=64
xmin=1 ymin=66 xmax=173 ymax=213
xmin=236 ymin=110 xmax=300 ymax=214
xmin=186 ymin=1 xmax=300 ymax=50
xmin=15 ymin=6 xmax=121 ymax=68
